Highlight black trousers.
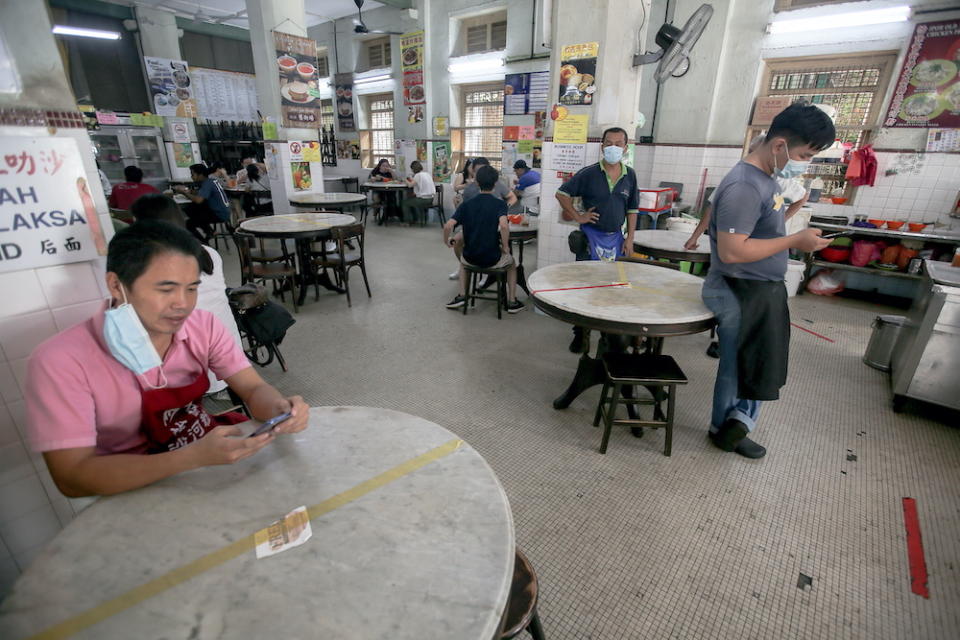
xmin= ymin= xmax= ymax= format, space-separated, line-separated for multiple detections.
xmin=184 ymin=202 xmax=223 ymax=242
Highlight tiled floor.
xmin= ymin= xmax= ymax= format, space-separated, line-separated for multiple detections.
xmin=230 ymin=221 xmax=957 ymax=638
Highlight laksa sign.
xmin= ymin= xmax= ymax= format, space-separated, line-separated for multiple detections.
xmin=0 ymin=137 xmax=107 ymax=273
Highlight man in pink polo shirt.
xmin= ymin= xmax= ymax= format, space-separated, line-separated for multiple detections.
xmin=27 ymin=220 xmax=310 ymax=497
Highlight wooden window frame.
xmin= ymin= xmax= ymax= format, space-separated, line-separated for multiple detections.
xmin=459 ymin=11 xmax=508 ymax=56
xmin=320 ymin=99 xmax=334 ymax=128
xmin=453 ymin=83 xmax=506 ymax=171
xmin=365 ymin=37 xmax=392 ymax=70
xmin=317 ymin=54 xmax=329 ymax=78
xmin=748 ymin=51 xmax=898 ymax=203
xmin=360 ymin=93 xmax=395 ymax=169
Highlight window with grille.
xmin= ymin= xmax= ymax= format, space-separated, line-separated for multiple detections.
xmin=458 ymin=84 xmax=505 ymax=170
xmin=361 ymin=94 xmax=394 ymax=168
xmin=460 ymin=12 xmax=508 ymax=55
xmin=755 ymin=53 xmax=897 ymax=147
xmin=366 ymin=37 xmax=392 ymax=69
xmin=317 ymin=54 xmax=329 ymax=78
xmin=320 ymin=99 xmax=334 ymax=128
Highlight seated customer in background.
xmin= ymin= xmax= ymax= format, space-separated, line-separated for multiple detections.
xmin=26 ymin=221 xmax=309 ymax=497
xmin=461 ymin=157 xmax=517 ymax=207
xmin=235 ymin=156 xmax=267 ymax=185
xmin=441 ymin=165 xmax=524 ymax=314
xmin=401 ymin=160 xmax=436 ymax=224
xmin=130 ymin=194 xmax=244 ymax=394
xmin=242 ymin=164 xmax=273 ymax=217
xmin=368 ymin=158 xmax=396 ymax=182
xmin=174 ymin=163 xmax=231 ymax=243
xmin=107 ymin=165 xmax=158 ymax=211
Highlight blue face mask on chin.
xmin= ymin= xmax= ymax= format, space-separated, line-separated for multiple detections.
xmin=602 ymin=145 xmax=624 ymax=164
xmin=103 ymin=285 xmax=167 ymax=387
xmin=774 ymin=145 xmax=809 ymax=179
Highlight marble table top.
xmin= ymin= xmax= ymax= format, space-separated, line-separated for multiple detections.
xmin=322 ymin=174 xmax=352 ymax=181
xmin=240 ymin=212 xmax=356 ymax=237
xmin=633 ymin=230 xmax=709 ymax=255
xmin=0 ymin=407 xmax=514 ymax=640
xmin=172 ymin=194 xmax=191 ymax=205
xmin=528 ymin=261 xmax=714 ymax=336
xmin=288 ymin=192 xmax=367 ymax=206
xmin=363 ymin=181 xmax=410 ymax=189
xmin=509 ymin=218 xmax=539 ymax=237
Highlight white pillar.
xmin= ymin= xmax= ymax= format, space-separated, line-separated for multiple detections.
xmin=136 ymin=5 xmax=181 ymax=59
xmin=537 ymin=0 xmax=651 ymax=268
xmin=247 ymin=0 xmax=323 ymax=213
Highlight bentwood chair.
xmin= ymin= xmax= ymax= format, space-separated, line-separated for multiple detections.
xmin=312 ymin=223 xmax=371 ymax=307
xmin=233 ymin=230 xmax=299 ymax=313
xmin=498 ymin=549 xmax=546 ymax=640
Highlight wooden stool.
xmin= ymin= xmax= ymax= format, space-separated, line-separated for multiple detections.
xmin=463 ymin=262 xmax=508 ymax=319
xmin=499 ymin=549 xmax=546 ymax=640
xmin=593 ymin=352 xmax=688 ymax=456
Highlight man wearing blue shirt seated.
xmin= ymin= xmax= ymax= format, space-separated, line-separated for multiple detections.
xmin=175 ymin=164 xmax=231 ymax=244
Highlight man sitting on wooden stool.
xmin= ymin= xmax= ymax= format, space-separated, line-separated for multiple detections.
xmin=442 ymin=165 xmax=524 ymax=314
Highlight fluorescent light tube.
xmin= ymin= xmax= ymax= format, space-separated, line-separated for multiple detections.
xmin=52 ymin=25 xmax=122 ymax=40
xmin=354 ymin=73 xmax=392 ymax=84
xmin=769 ymin=6 xmax=910 ymax=35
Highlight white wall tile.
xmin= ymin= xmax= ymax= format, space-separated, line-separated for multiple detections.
xmin=0 ymin=554 xmax=20 ymax=598
xmin=0 ymin=310 xmax=57 ymax=361
xmin=0 ymin=442 xmax=35 ymax=486
xmin=9 ymin=357 xmax=28 ymax=401
xmin=0 ymin=271 xmax=48 ymax=320
xmin=51 ymin=299 xmax=101 ymax=332
xmin=35 ymin=263 xmax=102 ymax=308
xmin=0 ymin=475 xmax=49 ymax=525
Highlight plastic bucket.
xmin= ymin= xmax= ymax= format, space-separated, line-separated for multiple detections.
xmin=784 ymin=259 xmax=806 ymax=297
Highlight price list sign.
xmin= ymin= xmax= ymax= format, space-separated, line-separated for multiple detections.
xmin=503 ymin=71 xmax=551 ymax=115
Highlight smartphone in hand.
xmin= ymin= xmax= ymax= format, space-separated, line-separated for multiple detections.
xmin=822 ymin=231 xmax=854 ymax=239
xmin=248 ymin=412 xmax=292 ymax=438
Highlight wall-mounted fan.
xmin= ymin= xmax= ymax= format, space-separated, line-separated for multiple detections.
xmin=633 ymin=3 xmax=713 ymax=83
xmin=352 ymin=0 xmax=402 ymax=36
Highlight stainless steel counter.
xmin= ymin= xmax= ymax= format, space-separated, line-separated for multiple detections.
xmin=889 ymin=261 xmax=960 ymax=413
xmin=810 ymin=222 xmax=960 ymax=244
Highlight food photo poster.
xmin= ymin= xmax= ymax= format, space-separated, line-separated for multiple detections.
xmin=274 ymin=31 xmax=321 ymax=128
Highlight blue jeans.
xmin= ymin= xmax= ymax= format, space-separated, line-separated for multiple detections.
xmin=702 ymin=277 xmax=761 ymax=434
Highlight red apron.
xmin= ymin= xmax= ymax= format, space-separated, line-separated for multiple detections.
xmin=141 ymin=370 xmax=247 ymax=454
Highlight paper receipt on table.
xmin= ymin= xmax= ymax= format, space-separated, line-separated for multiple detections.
xmin=254 ymin=505 xmax=312 ymax=559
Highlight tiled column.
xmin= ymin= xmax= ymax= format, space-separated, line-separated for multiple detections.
xmin=246 ymin=0 xmax=323 ymax=213
xmin=537 ymin=0 xmax=651 ymax=268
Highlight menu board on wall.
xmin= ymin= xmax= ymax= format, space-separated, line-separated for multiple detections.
xmin=192 ymin=67 xmax=260 ymax=122
xmin=885 ymin=19 xmax=960 ymax=128
xmin=558 ymin=43 xmax=598 ymax=106
xmin=0 ymin=137 xmax=108 ymax=273
xmin=144 ymin=57 xmax=198 ymax=117
xmin=504 ymin=71 xmax=551 ymax=115
xmin=274 ymin=31 xmax=321 ymax=128
xmin=401 ymin=30 xmax=426 ymax=106
xmin=334 ymin=73 xmax=356 ymax=132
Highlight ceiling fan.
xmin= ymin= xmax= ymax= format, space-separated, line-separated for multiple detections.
xmin=352 ymin=0 xmax=402 ymax=35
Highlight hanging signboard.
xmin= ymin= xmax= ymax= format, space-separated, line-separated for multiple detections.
xmin=191 ymin=67 xmax=260 ymax=123
xmin=401 ymin=30 xmax=426 ymax=106
xmin=274 ymin=31 xmax=321 ymax=128
xmin=885 ymin=19 xmax=960 ymax=128
xmin=334 ymin=73 xmax=356 ymax=132
xmin=144 ymin=57 xmax=198 ymax=117
xmin=0 ymin=137 xmax=108 ymax=273
xmin=558 ymin=43 xmax=598 ymax=106
xmin=751 ymin=96 xmax=792 ymax=126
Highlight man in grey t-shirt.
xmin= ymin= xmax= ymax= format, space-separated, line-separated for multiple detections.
xmin=703 ymin=104 xmax=834 ymax=460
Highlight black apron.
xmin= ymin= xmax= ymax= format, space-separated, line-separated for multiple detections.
xmin=724 ymin=276 xmax=790 ymax=401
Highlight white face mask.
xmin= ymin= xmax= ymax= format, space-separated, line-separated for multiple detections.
xmin=602 ymin=145 xmax=624 ymax=164
xmin=103 ymin=285 xmax=167 ymax=388
xmin=773 ymin=143 xmax=809 ymax=179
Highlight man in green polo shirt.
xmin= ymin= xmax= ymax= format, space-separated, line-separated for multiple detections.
xmin=556 ymin=126 xmax=639 ymax=262
xmin=556 ymin=126 xmax=639 ymax=351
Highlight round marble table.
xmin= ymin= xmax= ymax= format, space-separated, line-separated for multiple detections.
xmin=288 ymin=192 xmax=367 ymax=210
xmin=240 ymin=213 xmax=356 ymax=303
xmin=529 ymin=261 xmax=714 ymax=409
xmin=633 ymin=229 xmax=711 ymax=263
xmin=362 ymin=182 xmax=410 ymax=224
xmin=0 ymin=407 xmax=515 ymax=640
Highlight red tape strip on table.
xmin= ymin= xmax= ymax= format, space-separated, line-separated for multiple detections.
xmin=532 ymin=282 xmax=630 ymax=294
xmin=790 ymin=322 xmax=835 ymax=343
xmin=902 ymin=497 xmax=930 ymax=598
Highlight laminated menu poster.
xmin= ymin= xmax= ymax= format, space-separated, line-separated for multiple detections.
xmin=433 ymin=141 xmax=452 ymax=182
xmin=334 ymin=73 xmax=356 ymax=132
xmin=191 ymin=67 xmax=260 ymax=123
xmin=885 ymin=19 xmax=960 ymax=128
xmin=504 ymin=71 xmax=551 ymax=115
xmin=144 ymin=57 xmax=198 ymax=117
xmin=401 ymin=30 xmax=426 ymax=106
xmin=275 ymin=31 xmax=321 ymax=128
xmin=558 ymin=43 xmax=598 ymax=106
xmin=0 ymin=137 xmax=107 ymax=273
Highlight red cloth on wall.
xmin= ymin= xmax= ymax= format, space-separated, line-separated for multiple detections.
xmin=845 ymin=144 xmax=877 ymax=187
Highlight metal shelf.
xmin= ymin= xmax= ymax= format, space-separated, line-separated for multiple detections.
xmin=811 ymin=259 xmax=922 ymax=280
xmin=811 ymin=222 xmax=960 ymax=244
